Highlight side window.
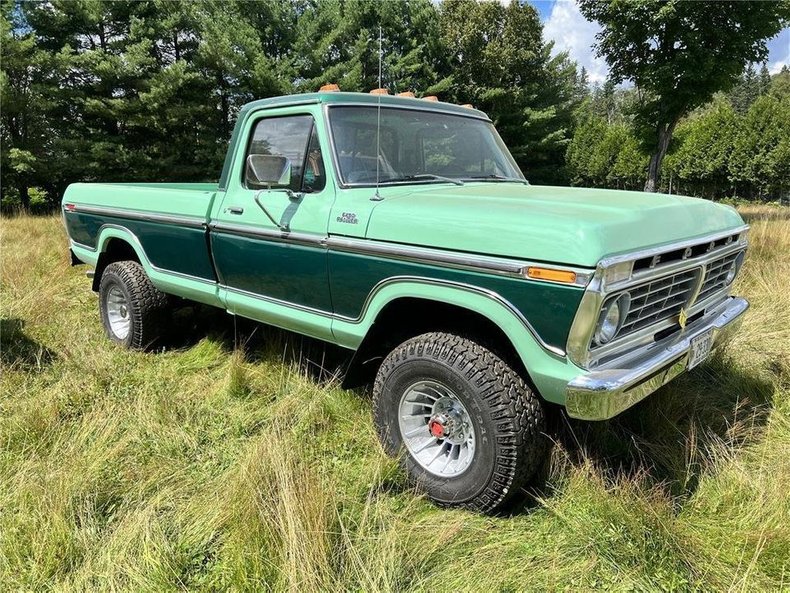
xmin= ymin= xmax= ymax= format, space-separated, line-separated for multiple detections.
xmin=244 ymin=115 xmax=326 ymax=192
xmin=302 ymin=126 xmax=326 ymax=193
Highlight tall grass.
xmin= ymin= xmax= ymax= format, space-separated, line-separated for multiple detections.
xmin=1 ymin=209 xmax=788 ymax=591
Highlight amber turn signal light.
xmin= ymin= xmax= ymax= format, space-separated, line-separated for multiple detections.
xmin=526 ymin=267 xmax=577 ymax=284
xmin=319 ymin=83 xmax=340 ymax=92
xmin=370 ymin=88 xmax=389 ymax=95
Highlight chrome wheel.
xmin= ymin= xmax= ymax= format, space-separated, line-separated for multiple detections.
xmin=105 ymin=285 xmax=131 ymax=339
xmin=398 ymin=379 xmax=476 ymax=478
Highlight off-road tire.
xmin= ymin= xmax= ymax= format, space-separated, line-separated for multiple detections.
xmin=373 ymin=332 xmax=547 ymax=513
xmin=98 ymin=260 xmax=170 ymax=350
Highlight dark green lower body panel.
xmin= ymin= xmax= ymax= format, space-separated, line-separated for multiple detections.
xmin=328 ymin=251 xmax=583 ymax=349
xmin=65 ymin=212 xmax=215 ymax=280
xmin=211 ymin=233 xmax=333 ymax=312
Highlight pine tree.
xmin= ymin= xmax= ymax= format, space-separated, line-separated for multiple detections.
xmin=0 ymin=1 xmax=49 ymax=209
xmin=439 ymin=0 xmax=580 ymax=184
xmin=730 ymin=65 xmax=761 ymax=114
xmin=758 ymin=62 xmax=772 ymax=95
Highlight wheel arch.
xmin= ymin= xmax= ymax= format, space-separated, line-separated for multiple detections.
xmin=336 ymin=278 xmax=576 ymax=404
xmin=91 ymin=226 xmax=151 ymax=291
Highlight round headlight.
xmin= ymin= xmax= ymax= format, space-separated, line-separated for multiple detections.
xmin=594 ymin=293 xmax=630 ymax=345
xmin=725 ymin=251 xmax=745 ymax=285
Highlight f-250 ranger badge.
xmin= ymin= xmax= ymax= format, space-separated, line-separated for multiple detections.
xmin=336 ymin=212 xmax=358 ymax=224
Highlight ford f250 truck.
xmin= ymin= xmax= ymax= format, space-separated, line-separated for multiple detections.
xmin=62 ymin=90 xmax=749 ymax=512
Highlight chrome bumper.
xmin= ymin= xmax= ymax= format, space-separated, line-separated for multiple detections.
xmin=566 ymin=296 xmax=749 ymax=421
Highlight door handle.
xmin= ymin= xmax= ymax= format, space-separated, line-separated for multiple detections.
xmin=225 ymin=206 xmax=244 ymax=215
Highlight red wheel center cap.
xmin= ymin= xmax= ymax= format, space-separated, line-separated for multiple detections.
xmin=428 ymin=417 xmax=446 ymax=438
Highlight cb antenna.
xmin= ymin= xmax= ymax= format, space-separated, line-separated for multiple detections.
xmin=372 ymin=25 xmax=384 ymax=201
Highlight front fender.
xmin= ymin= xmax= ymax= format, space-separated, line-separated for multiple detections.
xmin=331 ymin=276 xmax=583 ymax=404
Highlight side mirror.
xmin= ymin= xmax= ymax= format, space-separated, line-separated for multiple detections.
xmin=246 ymin=154 xmax=291 ymax=187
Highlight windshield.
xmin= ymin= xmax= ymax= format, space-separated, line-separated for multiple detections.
xmin=327 ymin=106 xmax=525 ymax=186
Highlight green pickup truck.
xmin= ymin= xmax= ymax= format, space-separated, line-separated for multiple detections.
xmin=63 ymin=90 xmax=749 ymax=512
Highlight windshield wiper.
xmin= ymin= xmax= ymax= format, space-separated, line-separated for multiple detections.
xmin=385 ymin=174 xmax=464 ymax=186
xmin=464 ymin=174 xmax=528 ymax=185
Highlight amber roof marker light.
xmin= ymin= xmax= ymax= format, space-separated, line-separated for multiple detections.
xmin=370 ymin=88 xmax=389 ymax=95
xmin=397 ymin=91 xmax=416 ymax=98
xmin=423 ymin=95 xmax=439 ymax=102
xmin=319 ymin=83 xmax=340 ymax=92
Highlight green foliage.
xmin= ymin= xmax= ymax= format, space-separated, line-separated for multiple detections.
xmin=663 ymin=98 xmax=738 ymax=199
xmin=730 ymin=63 xmax=775 ymax=115
xmin=1 ymin=0 xmax=295 ymax=207
xmin=570 ymin=68 xmax=790 ymax=202
xmin=729 ymin=94 xmax=790 ymax=200
xmin=566 ymin=109 xmax=646 ymax=190
xmin=293 ymin=0 xmax=447 ymax=95
xmin=439 ymin=0 xmax=581 ymax=184
xmin=1 ymin=0 xmax=583 ymax=207
xmin=2 ymin=0 xmax=787 ymax=207
xmin=579 ymin=0 xmax=790 ymax=191
xmin=730 ymin=65 xmax=761 ymax=115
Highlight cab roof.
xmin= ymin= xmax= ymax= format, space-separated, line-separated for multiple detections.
xmin=238 ymin=91 xmax=489 ymax=121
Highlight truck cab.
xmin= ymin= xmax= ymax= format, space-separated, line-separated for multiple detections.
xmin=62 ymin=89 xmax=749 ymax=512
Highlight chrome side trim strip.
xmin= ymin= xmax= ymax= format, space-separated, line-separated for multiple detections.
xmin=67 ymin=203 xmax=207 ymax=229
xmin=326 ymin=236 xmax=592 ymax=286
xmin=209 ymin=218 xmax=591 ymax=287
xmin=210 ymin=222 xmax=327 ymax=247
xmin=222 ymin=274 xmax=566 ymax=357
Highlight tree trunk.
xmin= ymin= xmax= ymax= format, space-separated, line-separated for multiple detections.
xmin=644 ymin=119 xmax=678 ymax=193
xmin=19 ymin=180 xmax=30 ymax=211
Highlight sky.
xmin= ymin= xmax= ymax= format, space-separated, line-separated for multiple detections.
xmin=524 ymin=0 xmax=790 ymax=84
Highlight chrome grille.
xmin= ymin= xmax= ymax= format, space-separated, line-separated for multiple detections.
xmin=615 ymin=268 xmax=699 ymax=336
xmin=696 ymin=252 xmax=739 ymax=303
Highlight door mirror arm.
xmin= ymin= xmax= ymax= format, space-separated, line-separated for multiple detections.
xmin=254 ymin=189 xmax=290 ymax=232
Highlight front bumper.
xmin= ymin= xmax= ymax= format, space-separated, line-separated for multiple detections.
xmin=566 ymin=296 xmax=749 ymax=420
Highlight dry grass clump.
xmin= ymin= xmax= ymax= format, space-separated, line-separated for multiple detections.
xmin=1 ymin=210 xmax=788 ymax=591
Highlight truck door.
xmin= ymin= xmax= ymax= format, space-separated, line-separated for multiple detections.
xmin=211 ymin=109 xmax=335 ymax=325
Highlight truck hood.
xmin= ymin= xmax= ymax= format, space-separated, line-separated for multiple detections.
xmin=365 ymin=184 xmax=745 ymax=268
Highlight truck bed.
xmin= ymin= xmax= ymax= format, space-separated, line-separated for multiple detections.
xmin=62 ymin=182 xmax=219 ymax=282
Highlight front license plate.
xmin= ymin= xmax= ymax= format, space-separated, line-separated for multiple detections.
xmin=688 ymin=330 xmax=713 ymax=370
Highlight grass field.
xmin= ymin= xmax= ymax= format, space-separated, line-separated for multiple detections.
xmin=1 ymin=207 xmax=788 ymax=592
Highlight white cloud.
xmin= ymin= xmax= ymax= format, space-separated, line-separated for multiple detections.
xmin=543 ymin=0 xmax=609 ymax=83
